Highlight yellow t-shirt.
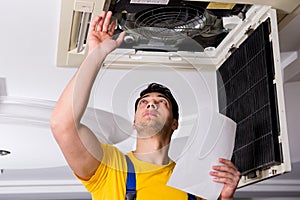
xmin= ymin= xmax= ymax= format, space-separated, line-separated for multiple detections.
xmin=78 ymin=143 xmax=202 ymax=200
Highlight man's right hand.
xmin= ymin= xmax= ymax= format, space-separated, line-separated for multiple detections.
xmin=88 ymin=11 xmax=125 ymax=55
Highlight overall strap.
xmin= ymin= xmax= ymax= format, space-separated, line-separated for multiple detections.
xmin=125 ymin=155 xmax=136 ymax=200
xmin=188 ymin=193 xmax=197 ymax=200
xmin=125 ymin=155 xmax=196 ymax=200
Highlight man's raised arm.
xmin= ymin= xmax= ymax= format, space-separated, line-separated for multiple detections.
xmin=50 ymin=11 xmax=125 ymax=180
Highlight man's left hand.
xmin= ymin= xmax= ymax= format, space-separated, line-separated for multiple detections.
xmin=210 ymin=158 xmax=241 ymax=200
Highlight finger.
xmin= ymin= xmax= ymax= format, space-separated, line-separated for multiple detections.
xmin=212 ymin=168 xmax=240 ymax=182
xmin=212 ymin=176 xmax=236 ymax=185
xmin=97 ymin=11 xmax=107 ymax=32
xmin=102 ymin=11 xmax=113 ymax=32
xmin=211 ymin=169 xmax=241 ymax=185
xmin=210 ymin=170 xmax=240 ymax=186
xmin=210 ymin=170 xmax=238 ymax=180
xmin=212 ymin=159 xmax=239 ymax=177
xmin=218 ymin=158 xmax=238 ymax=171
xmin=108 ymin=20 xmax=116 ymax=36
xmin=115 ymin=31 xmax=126 ymax=47
xmin=212 ymin=165 xmax=238 ymax=175
xmin=90 ymin=15 xmax=101 ymax=32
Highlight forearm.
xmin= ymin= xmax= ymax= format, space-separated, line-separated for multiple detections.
xmin=51 ymin=46 xmax=107 ymax=129
xmin=72 ymin=47 xmax=107 ymax=123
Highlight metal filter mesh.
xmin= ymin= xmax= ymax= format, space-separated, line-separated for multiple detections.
xmin=217 ymin=18 xmax=282 ymax=176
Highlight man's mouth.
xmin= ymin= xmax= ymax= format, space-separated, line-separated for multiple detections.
xmin=144 ymin=111 xmax=158 ymax=117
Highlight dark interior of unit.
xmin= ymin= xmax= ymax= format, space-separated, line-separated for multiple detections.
xmin=109 ymin=0 xmax=251 ymax=52
xmin=217 ymin=18 xmax=283 ymax=177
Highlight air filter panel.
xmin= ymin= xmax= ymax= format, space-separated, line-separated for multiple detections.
xmin=217 ymin=19 xmax=282 ymax=177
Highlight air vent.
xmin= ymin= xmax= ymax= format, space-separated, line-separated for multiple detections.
xmin=56 ymin=0 xmax=106 ymax=67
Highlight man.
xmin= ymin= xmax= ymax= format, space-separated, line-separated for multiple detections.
xmin=51 ymin=11 xmax=240 ymax=200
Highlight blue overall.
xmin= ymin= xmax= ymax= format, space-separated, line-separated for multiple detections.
xmin=125 ymin=155 xmax=196 ymax=200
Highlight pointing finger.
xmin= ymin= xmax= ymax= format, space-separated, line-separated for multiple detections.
xmin=102 ymin=11 xmax=113 ymax=33
xmin=97 ymin=11 xmax=107 ymax=32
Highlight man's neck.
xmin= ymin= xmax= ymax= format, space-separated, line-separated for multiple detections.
xmin=134 ymin=134 xmax=171 ymax=165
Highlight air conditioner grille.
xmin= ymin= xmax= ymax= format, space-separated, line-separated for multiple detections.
xmin=217 ymin=18 xmax=282 ymax=175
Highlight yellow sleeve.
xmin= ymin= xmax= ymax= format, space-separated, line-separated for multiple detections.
xmin=77 ymin=143 xmax=127 ymax=193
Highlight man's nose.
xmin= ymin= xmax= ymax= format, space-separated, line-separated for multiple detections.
xmin=147 ymin=101 xmax=157 ymax=110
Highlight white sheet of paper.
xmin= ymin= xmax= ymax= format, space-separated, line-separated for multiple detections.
xmin=167 ymin=108 xmax=237 ymax=200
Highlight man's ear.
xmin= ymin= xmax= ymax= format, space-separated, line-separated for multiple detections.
xmin=172 ymin=119 xmax=178 ymax=131
xmin=132 ymin=119 xmax=136 ymax=130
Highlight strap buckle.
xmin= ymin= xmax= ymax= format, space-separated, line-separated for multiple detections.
xmin=125 ymin=191 xmax=136 ymax=200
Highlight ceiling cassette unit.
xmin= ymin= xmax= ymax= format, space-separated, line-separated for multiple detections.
xmin=57 ymin=0 xmax=291 ymax=188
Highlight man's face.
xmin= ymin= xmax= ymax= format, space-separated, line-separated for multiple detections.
xmin=133 ymin=92 xmax=178 ymax=138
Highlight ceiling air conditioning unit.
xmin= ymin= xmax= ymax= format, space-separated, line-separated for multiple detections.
xmin=57 ymin=0 xmax=291 ymax=188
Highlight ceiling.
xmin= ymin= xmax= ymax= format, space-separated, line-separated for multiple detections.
xmin=0 ymin=0 xmax=300 ymax=199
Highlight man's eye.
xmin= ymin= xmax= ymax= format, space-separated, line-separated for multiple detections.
xmin=140 ymin=99 xmax=147 ymax=104
xmin=159 ymin=99 xmax=167 ymax=104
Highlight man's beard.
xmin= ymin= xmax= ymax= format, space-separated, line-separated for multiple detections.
xmin=134 ymin=119 xmax=166 ymax=138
